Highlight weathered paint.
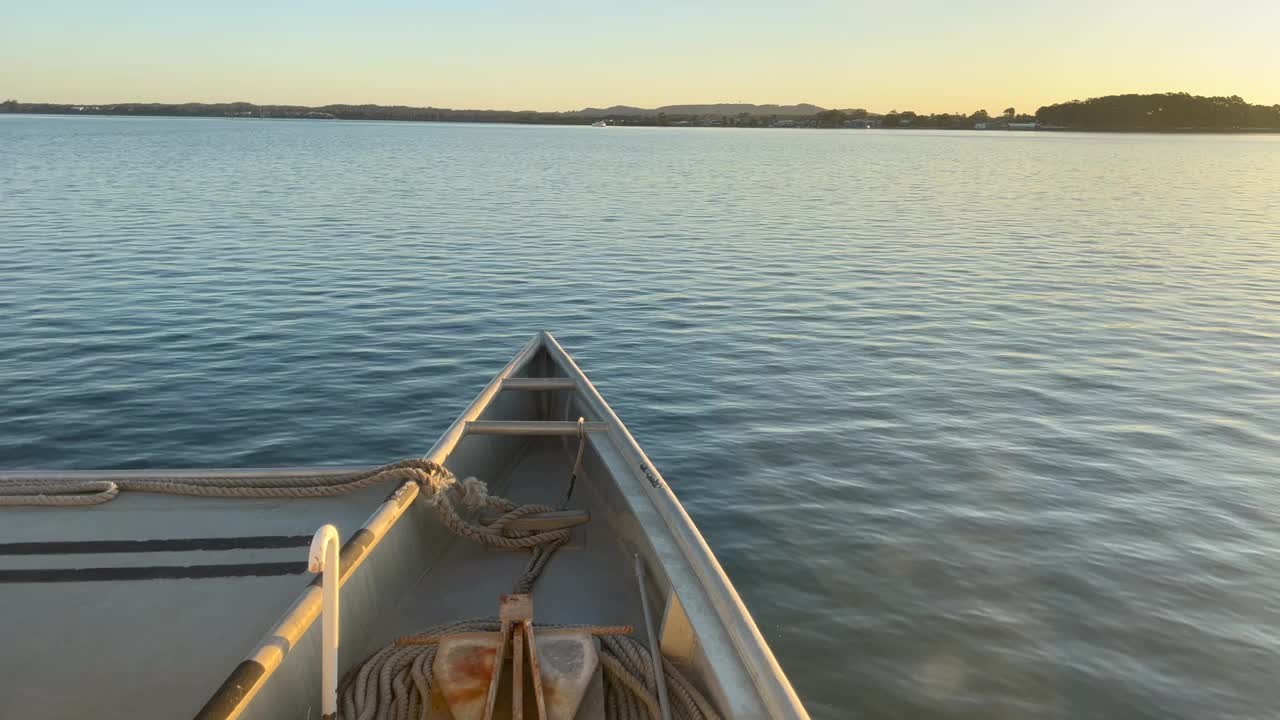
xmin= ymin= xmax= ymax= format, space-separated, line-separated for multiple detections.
xmin=534 ymin=631 xmax=599 ymax=720
xmin=433 ymin=633 xmax=502 ymax=720
xmin=659 ymin=590 xmax=698 ymax=666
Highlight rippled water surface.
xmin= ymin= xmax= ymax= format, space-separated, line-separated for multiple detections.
xmin=3 ymin=116 xmax=1279 ymax=718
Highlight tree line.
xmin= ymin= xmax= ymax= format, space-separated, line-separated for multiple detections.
xmin=1034 ymin=93 xmax=1280 ymax=130
xmin=0 ymin=100 xmax=587 ymax=124
xmin=4 ymin=93 xmax=1278 ymax=130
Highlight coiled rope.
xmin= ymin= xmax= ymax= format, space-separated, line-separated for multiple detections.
xmin=337 ymin=462 xmax=721 ymax=720
xmin=339 ymin=619 xmax=721 ymax=720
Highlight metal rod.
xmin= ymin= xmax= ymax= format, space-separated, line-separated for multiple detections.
xmin=513 ymin=623 xmax=524 ymax=720
xmin=395 ymin=624 xmax=634 ymax=646
xmin=308 ymin=525 xmax=341 ymax=720
xmin=501 ymin=377 xmax=578 ymax=391
xmin=464 ymin=421 xmax=608 ymax=436
xmin=483 ymin=619 xmax=511 ymax=720
xmin=523 ymin=620 xmax=548 ymax=720
xmin=634 ymin=555 xmax=673 ymax=720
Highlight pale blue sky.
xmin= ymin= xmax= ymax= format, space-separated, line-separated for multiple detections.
xmin=2 ymin=0 xmax=1277 ymax=112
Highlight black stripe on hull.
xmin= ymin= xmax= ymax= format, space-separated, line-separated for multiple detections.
xmin=193 ymin=660 xmax=267 ymax=720
xmin=0 ymin=535 xmax=312 ymax=555
xmin=0 ymin=562 xmax=307 ymax=583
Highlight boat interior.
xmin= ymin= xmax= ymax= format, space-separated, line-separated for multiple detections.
xmin=0 ymin=333 xmax=805 ymax=720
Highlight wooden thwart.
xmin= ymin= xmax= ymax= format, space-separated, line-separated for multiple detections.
xmin=500 ymin=378 xmax=578 ymax=391
xmin=397 ymin=623 xmax=631 ymax=647
xmin=464 ymin=421 xmax=608 ymax=436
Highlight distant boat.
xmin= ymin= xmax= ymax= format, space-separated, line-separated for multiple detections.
xmin=591 ymin=120 xmax=609 ymax=127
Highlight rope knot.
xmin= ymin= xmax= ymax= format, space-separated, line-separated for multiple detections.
xmin=457 ymin=476 xmax=491 ymax=510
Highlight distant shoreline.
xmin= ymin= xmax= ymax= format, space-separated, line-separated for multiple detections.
xmin=5 ymin=112 xmax=1278 ymax=135
xmin=4 ymin=93 xmax=1278 ymax=134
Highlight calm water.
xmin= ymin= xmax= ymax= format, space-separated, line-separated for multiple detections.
xmin=2 ymin=115 xmax=1279 ymax=718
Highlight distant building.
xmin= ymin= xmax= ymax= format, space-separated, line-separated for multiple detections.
xmin=973 ymin=121 xmax=988 ymax=129
xmin=844 ymin=119 xmax=878 ymax=128
xmin=1008 ymin=122 xmax=1039 ymax=130
xmin=771 ymin=119 xmax=796 ymax=128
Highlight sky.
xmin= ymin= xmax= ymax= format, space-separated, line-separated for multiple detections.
xmin=2 ymin=0 xmax=1278 ymax=114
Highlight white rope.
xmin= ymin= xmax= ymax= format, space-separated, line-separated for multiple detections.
xmin=0 ymin=460 xmax=438 ymax=507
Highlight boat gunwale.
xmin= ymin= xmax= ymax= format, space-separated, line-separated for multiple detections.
xmin=540 ymin=333 xmax=808 ymax=719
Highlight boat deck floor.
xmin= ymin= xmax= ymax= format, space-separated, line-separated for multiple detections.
xmin=1 ymin=442 xmax=644 ymax=719
xmin=358 ymin=441 xmax=644 ymax=656
xmin=0 ymin=482 xmax=391 ymax=719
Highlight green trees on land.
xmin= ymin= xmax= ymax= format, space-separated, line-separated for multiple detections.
xmin=875 ymin=94 xmax=1280 ymax=131
xmin=1035 ymin=93 xmax=1280 ymax=130
xmin=814 ymin=109 xmax=849 ymax=127
xmin=881 ymin=109 xmax=1018 ymax=128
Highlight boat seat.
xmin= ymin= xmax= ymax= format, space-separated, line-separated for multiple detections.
xmin=464 ymin=421 xmax=609 ymax=436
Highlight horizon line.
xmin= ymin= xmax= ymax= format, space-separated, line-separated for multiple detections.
xmin=7 ymin=90 xmax=1279 ymax=117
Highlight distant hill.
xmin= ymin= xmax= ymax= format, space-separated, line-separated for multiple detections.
xmin=571 ymin=103 xmax=825 ymax=117
xmin=571 ymin=105 xmax=651 ymax=116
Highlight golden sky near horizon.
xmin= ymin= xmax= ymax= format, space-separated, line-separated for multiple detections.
xmin=2 ymin=1 xmax=1277 ymax=113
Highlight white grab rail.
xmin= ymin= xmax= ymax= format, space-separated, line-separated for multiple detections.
xmin=307 ymin=525 xmax=341 ymax=720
